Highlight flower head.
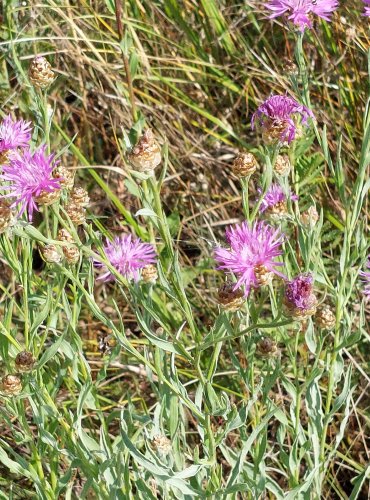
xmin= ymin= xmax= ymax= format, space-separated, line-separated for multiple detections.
xmin=258 ymin=183 xmax=298 ymax=217
xmin=252 ymin=95 xmax=313 ymax=143
xmin=265 ymin=0 xmax=339 ymax=31
xmin=360 ymin=257 xmax=370 ymax=300
xmin=0 ymin=145 xmax=61 ymax=220
xmin=0 ymin=115 xmax=32 ymax=156
xmin=363 ymin=0 xmax=370 ymax=16
xmin=214 ymin=221 xmax=285 ymax=295
xmin=284 ymin=273 xmax=317 ymax=318
xmin=95 ymin=234 xmax=157 ymax=282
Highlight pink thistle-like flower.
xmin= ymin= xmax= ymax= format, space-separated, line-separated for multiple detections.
xmin=214 ymin=221 xmax=286 ymax=295
xmin=265 ymin=0 xmax=339 ymax=31
xmin=363 ymin=0 xmax=370 ymax=16
xmin=360 ymin=257 xmax=370 ymax=300
xmin=95 ymin=234 xmax=157 ymax=282
xmin=284 ymin=272 xmax=317 ymax=318
xmin=251 ymin=95 xmax=314 ymax=143
xmin=0 ymin=145 xmax=61 ymax=220
xmin=0 ymin=115 xmax=32 ymax=156
xmin=258 ymin=183 xmax=298 ymax=214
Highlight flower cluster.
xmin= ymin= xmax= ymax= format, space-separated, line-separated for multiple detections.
xmin=265 ymin=0 xmax=339 ymax=32
xmin=252 ymin=95 xmax=313 ymax=143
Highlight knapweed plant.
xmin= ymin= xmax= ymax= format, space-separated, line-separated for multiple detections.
xmin=0 ymin=1 xmax=369 ymax=498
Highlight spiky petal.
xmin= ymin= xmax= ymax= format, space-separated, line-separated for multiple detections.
xmin=265 ymin=0 xmax=339 ymax=31
xmin=214 ymin=221 xmax=285 ymax=296
xmin=0 ymin=145 xmax=61 ymax=220
xmin=95 ymin=234 xmax=157 ymax=282
xmin=251 ymin=95 xmax=313 ymax=143
xmin=363 ymin=0 xmax=370 ymax=16
xmin=0 ymin=115 xmax=32 ymax=155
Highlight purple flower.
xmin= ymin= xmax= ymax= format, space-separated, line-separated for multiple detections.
xmin=214 ymin=221 xmax=286 ymax=295
xmin=265 ymin=0 xmax=339 ymax=31
xmin=363 ymin=0 xmax=370 ymax=16
xmin=251 ymin=95 xmax=314 ymax=143
xmin=0 ymin=145 xmax=61 ymax=220
xmin=284 ymin=273 xmax=317 ymax=317
xmin=258 ymin=183 xmax=298 ymax=214
xmin=95 ymin=234 xmax=157 ymax=282
xmin=0 ymin=115 xmax=32 ymax=156
xmin=360 ymin=257 xmax=370 ymax=299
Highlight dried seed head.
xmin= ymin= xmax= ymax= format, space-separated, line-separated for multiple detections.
xmin=57 ymin=228 xmax=74 ymax=242
xmin=15 ymin=351 xmax=35 ymax=373
xmin=63 ymin=244 xmax=80 ymax=264
xmin=0 ymin=202 xmax=13 ymax=233
xmin=301 ymin=206 xmax=319 ymax=227
xmin=29 ymin=56 xmax=55 ymax=89
xmin=40 ymin=244 xmax=62 ymax=264
xmin=315 ymin=304 xmax=336 ymax=330
xmin=254 ymin=265 xmax=274 ymax=287
xmin=1 ymin=374 xmax=22 ymax=396
xmin=128 ymin=129 xmax=161 ymax=174
xmin=70 ymin=186 xmax=90 ymax=207
xmin=274 ymin=155 xmax=291 ymax=176
xmin=65 ymin=202 xmax=86 ymax=225
xmin=141 ymin=264 xmax=158 ymax=284
xmin=282 ymin=58 xmax=298 ymax=76
xmin=217 ymin=282 xmax=245 ymax=312
xmin=256 ymin=337 xmax=278 ymax=357
xmin=152 ymin=435 xmax=172 ymax=456
xmin=35 ymin=188 xmax=61 ymax=206
xmin=53 ymin=165 xmax=75 ymax=190
xmin=232 ymin=152 xmax=258 ymax=178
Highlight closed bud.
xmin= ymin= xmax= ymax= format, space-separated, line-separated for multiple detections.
xmin=274 ymin=155 xmax=291 ymax=176
xmin=70 ymin=186 xmax=89 ymax=207
xmin=217 ymin=283 xmax=245 ymax=312
xmin=282 ymin=58 xmax=298 ymax=76
xmin=301 ymin=206 xmax=319 ymax=227
xmin=40 ymin=244 xmax=62 ymax=264
xmin=29 ymin=56 xmax=55 ymax=89
xmin=142 ymin=264 xmax=158 ymax=283
xmin=0 ymin=202 xmax=13 ymax=233
xmin=36 ymin=188 xmax=61 ymax=206
xmin=257 ymin=337 xmax=278 ymax=357
xmin=63 ymin=244 xmax=80 ymax=264
xmin=57 ymin=228 xmax=74 ymax=242
xmin=15 ymin=351 xmax=35 ymax=373
xmin=1 ymin=374 xmax=22 ymax=396
xmin=152 ymin=435 xmax=171 ymax=456
xmin=128 ymin=129 xmax=161 ymax=174
xmin=315 ymin=304 xmax=336 ymax=330
xmin=53 ymin=166 xmax=75 ymax=190
xmin=232 ymin=152 xmax=258 ymax=178
xmin=65 ymin=202 xmax=86 ymax=225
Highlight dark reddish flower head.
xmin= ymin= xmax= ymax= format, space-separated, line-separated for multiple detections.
xmin=265 ymin=0 xmax=339 ymax=31
xmin=0 ymin=145 xmax=61 ymax=220
xmin=252 ymin=95 xmax=313 ymax=143
xmin=0 ymin=115 xmax=32 ymax=156
xmin=284 ymin=273 xmax=317 ymax=318
xmin=95 ymin=234 xmax=157 ymax=282
xmin=214 ymin=221 xmax=286 ymax=295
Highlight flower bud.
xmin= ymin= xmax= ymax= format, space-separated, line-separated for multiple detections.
xmin=40 ymin=244 xmax=62 ymax=264
xmin=301 ymin=206 xmax=319 ymax=227
xmin=142 ymin=264 xmax=158 ymax=283
xmin=152 ymin=435 xmax=171 ymax=456
xmin=57 ymin=228 xmax=73 ymax=242
xmin=15 ymin=351 xmax=35 ymax=373
xmin=217 ymin=283 xmax=245 ymax=312
xmin=70 ymin=186 xmax=89 ymax=207
xmin=282 ymin=58 xmax=298 ymax=76
xmin=36 ymin=188 xmax=61 ymax=206
xmin=0 ymin=202 xmax=13 ymax=233
xmin=65 ymin=202 xmax=86 ymax=225
xmin=53 ymin=165 xmax=75 ymax=190
xmin=256 ymin=337 xmax=278 ymax=357
xmin=1 ymin=374 xmax=22 ymax=396
xmin=232 ymin=152 xmax=258 ymax=178
xmin=315 ymin=304 xmax=336 ymax=330
xmin=274 ymin=154 xmax=291 ymax=176
xmin=29 ymin=56 xmax=55 ymax=89
xmin=63 ymin=244 xmax=80 ymax=264
xmin=128 ymin=129 xmax=161 ymax=174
